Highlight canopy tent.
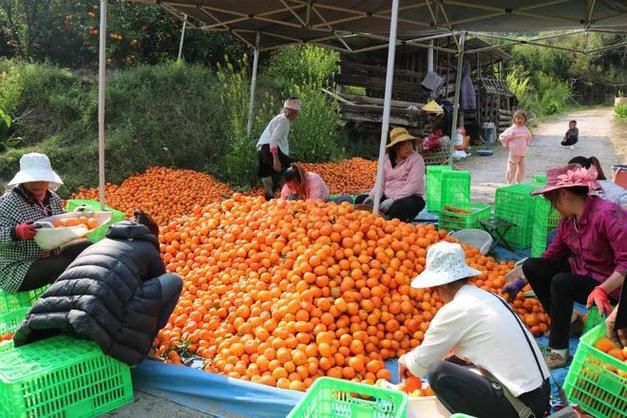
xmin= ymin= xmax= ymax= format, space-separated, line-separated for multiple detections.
xmin=96 ymin=0 xmax=627 ymax=211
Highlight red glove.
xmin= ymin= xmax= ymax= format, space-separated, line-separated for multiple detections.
xmin=14 ymin=223 xmax=37 ymax=240
xmin=587 ymin=286 xmax=612 ymax=316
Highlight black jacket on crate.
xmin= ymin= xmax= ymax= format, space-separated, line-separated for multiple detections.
xmin=13 ymin=221 xmax=183 ymax=365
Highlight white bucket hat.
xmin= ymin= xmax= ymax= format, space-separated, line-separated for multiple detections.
xmin=411 ymin=242 xmax=481 ymax=289
xmin=8 ymin=153 xmax=63 ymax=190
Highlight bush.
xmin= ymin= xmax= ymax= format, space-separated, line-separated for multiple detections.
xmin=615 ymin=103 xmax=627 ymax=119
xmin=506 ymin=68 xmax=572 ymax=119
xmin=0 ymin=53 xmax=347 ymax=194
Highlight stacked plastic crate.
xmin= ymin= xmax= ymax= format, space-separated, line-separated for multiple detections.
xmin=530 ymin=196 xmax=560 ymax=256
xmin=494 ymin=184 xmax=538 ymax=249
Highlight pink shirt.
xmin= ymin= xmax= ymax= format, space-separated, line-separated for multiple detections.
xmin=280 ymin=172 xmax=329 ymax=201
xmin=370 ymin=151 xmax=425 ymax=200
xmin=499 ymin=125 xmax=532 ymax=157
xmin=543 ymin=196 xmax=627 ymax=299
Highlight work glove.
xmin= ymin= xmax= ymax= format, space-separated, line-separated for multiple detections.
xmin=379 ymin=198 xmax=394 ymax=213
xmin=14 ymin=222 xmax=37 ymax=240
xmin=362 ymin=196 xmax=374 ymax=206
xmin=502 ymin=277 xmax=526 ymax=300
xmin=587 ymin=286 xmax=612 ymax=316
xmin=287 ymin=193 xmax=300 ymax=201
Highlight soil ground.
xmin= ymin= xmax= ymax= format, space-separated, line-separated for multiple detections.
xmin=456 ymin=107 xmax=627 ymax=203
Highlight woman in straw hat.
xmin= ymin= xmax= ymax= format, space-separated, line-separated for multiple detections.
xmin=0 ymin=153 xmax=91 ymax=294
xmin=355 ymin=127 xmax=426 ymax=222
xmin=399 ymin=242 xmax=550 ymax=418
xmin=503 ymin=164 xmax=626 ymax=369
xmin=256 ymin=97 xmax=302 ymax=201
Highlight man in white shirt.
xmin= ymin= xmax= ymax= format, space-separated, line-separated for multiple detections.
xmin=256 ymin=98 xmax=301 ymax=200
xmin=399 ymin=242 xmax=551 ymax=418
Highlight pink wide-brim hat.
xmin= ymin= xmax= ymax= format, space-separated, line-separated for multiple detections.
xmin=531 ymin=163 xmax=601 ymax=196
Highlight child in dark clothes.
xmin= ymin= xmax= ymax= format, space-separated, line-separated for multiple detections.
xmin=561 ymin=120 xmax=578 ymax=149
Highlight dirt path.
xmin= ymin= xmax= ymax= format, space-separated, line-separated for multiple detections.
xmin=456 ymin=107 xmax=627 ymax=203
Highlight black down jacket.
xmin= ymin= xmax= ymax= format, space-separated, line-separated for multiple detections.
xmin=14 ymin=222 xmax=183 ymax=365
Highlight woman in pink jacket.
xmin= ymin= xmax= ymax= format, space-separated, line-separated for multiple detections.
xmin=500 ymin=110 xmax=532 ymax=184
xmin=280 ymin=163 xmax=329 ymax=201
xmin=355 ymin=128 xmax=426 ymax=222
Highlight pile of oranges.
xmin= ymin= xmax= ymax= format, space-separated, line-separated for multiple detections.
xmin=302 ymin=158 xmax=377 ymax=195
xmin=73 ymin=167 xmax=232 ymax=225
xmin=52 ymin=216 xmax=99 ymax=230
xmin=154 ymin=195 xmax=549 ymax=391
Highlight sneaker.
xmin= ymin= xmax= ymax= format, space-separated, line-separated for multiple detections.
xmin=544 ymin=350 xmax=569 ymax=369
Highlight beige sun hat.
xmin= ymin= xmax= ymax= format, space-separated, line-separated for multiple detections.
xmin=387 ymin=127 xmax=418 ymax=149
xmin=8 ymin=153 xmax=63 ymax=190
xmin=410 ymin=242 xmax=481 ymax=289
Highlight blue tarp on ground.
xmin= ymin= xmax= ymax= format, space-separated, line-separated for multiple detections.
xmin=132 ymin=360 xmax=303 ymax=418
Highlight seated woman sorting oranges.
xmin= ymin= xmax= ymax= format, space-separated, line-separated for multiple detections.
xmin=0 ymin=153 xmax=91 ymax=293
xmin=507 ymin=164 xmax=627 ymax=369
xmin=280 ymin=163 xmax=329 ymax=201
xmin=355 ymin=127 xmax=426 ymax=222
xmin=399 ymin=242 xmax=551 ymax=418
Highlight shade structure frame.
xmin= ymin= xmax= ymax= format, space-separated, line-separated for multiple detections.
xmin=98 ymin=0 xmax=627 ymax=213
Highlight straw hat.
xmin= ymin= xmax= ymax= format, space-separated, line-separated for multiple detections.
xmin=8 ymin=153 xmax=63 ymax=190
xmin=531 ymin=164 xmax=601 ymax=196
xmin=410 ymin=242 xmax=481 ymax=289
xmin=387 ymin=127 xmax=418 ymax=149
xmin=421 ymin=100 xmax=444 ymax=115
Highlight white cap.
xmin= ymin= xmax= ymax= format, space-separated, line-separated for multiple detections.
xmin=8 ymin=153 xmax=63 ymax=190
xmin=410 ymin=242 xmax=481 ymax=289
xmin=284 ymin=98 xmax=302 ymax=111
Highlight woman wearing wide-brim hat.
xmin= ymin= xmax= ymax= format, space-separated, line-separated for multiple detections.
xmin=502 ymin=164 xmax=627 ymax=369
xmin=354 ymin=127 xmax=426 ymax=222
xmin=0 ymin=153 xmax=91 ymax=294
xmin=399 ymin=242 xmax=551 ymax=418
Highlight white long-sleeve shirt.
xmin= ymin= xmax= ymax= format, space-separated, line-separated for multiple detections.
xmin=405 ymin=285 xmax=550 ymax=397
xmin=256 ymin=113 xmax=291 ymax=155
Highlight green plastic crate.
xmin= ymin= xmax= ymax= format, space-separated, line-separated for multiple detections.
xmin=287 ymin=377 xmax=408 ymax=418
xmin=439 ymin=203 xmax=491 ymax=232
xmin=441 ymin=170 xmax=471 ymax=210
xmin=0 ymin=285 xmax=48 ymax=315
xmin=533 ymin=174 xmax=547 ymax=184
xmin=0 ymin=335 xmax=133 ymax=418
xmin=426 ymin=166 xmax=452 ymax=213
xmin=66 ymin=199 xmax=127 ymax=242
xmin=564 ymin=324 xmax=626 ymax=418
xmin=530 ymin=197 xmax=560 ymax=257
xmin=494 ymin=184 xmax=538 ymax=249
xmin=0 ymin=307 xmax=27 ymax=353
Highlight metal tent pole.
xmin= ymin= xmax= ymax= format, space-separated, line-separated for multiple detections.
xmin=177 ymin=13 xmax=188 ymax=61
xmin=449 ymin=31 xmax=466 ymax=168
xmin=372 ymin=0 xmax=400 ymax=214
xmin=98 ymin=0 xmax=107 ymax=210
xmin=246 ymin=32 xmax=261 ymax=137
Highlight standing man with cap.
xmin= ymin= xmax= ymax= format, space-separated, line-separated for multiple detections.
xmin=399 ymin=242 xmax=551 ymax=418
xmin=256 ymin=97 xmax=302 ymax=200
xmin=0 ymin=153 xmax=91 ymax=293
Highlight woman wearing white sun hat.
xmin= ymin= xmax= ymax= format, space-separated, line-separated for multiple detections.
xmin=398 ymin=242 xmax=550 ymax=418
xmin=0 ymin=153 xmax=91 ymax=293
